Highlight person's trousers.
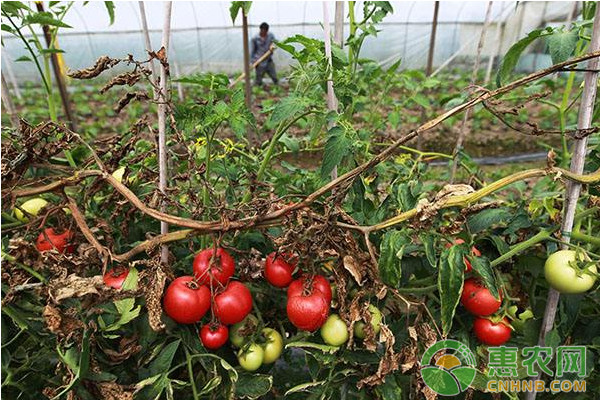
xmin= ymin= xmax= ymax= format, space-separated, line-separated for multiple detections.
xmin=255 ymin=59 xmax=278 ymax=85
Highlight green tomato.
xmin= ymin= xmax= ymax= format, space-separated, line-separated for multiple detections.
xmin=237 ymin=343 xmax=264 ymax=371
xmin=320 ymin=314 xmax=349 ymax=346
xmin=544 ymin=250 xmax=597 ymax=294
xmin=354 ymin=304 xmax=382 ymax=340
xmin=261 ymin=328 xmax=283 ymax=364
xmin=230 ymin=314 xmax=258 ymax=348
xmin=14 ymin=198 xmax=48 ymax=221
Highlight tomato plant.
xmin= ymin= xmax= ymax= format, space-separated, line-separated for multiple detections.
xmin=35 ymin=228 xmax=75 ymax=253
xmin=2 ymin=2 xmax=600 ymax=399
xmin=473 ymin=317 xmax=512 ymax=346
xmin=287 ymin=288 xmax=330 ymax=332
xmin=320 ymin=314 xmax=349 ymax=346
xmin=354 ymin=304 xmax=383 ymax=340
xmin=288 ymin=274 xmax=333 ymax=304
xmin=261 ymin=328 xmax=284 ymax=364
xmin=460 ymin=278 xmax=502 ymax=316
xmin=214 ymin=281 xmax=253 ymax=325
xmin=264 ymin=252 xmax=297 ymax=287
xmin=103 ymin=266 xmax=130 ymax=290
xmin=544 ymin=249 xmax=597 ymax=293
xmin=200 ymin=323 xmax=229 ymax=350
xmin=193 ymin=247 xmax=235 ymax=288
xmin=237 ymin=343 xmax=265 ymax=372
xmin=163 ymin=276 xmax=211 ymax=324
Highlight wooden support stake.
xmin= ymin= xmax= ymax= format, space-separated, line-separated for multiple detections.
xmin=158 ymin=1 xmax=173 ymax=264
xmin=35 ymin=2 xmax=76 ymax=131
xmin=527 ymin=6 xmax=600 ymax=400
xmin=323 ymin=2 xmax=339 ymax=180
xmin=425 ymin=1 xmax=440 ymax=76
xmin=242 ymin=11 xmax=252 ymax=108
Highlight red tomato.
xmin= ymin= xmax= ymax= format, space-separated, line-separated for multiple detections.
xmin=200 ymin=324 xmax=229 ymax=350
xmin=36 ymin=228 xmax=75 ymax=254
xmin=287 ymin=275 xmax=332 ymax=304
xmin=473 ymin=317 xmax=512 ymax=345
xmin=103 ymin=266 xmax=130 ymax=290
xmin=446 ymin=238 xmax=481 ymax=272
xmin=214 ymin=281 xmax=253 ymax=325
xmin=460 ymin=278 xmax=502 ymax=316
xmin=163 ymin=276 xmax=211 ymax=324
xmin=264 ymin=252 xmax=297 ymax=288
xmin=193 ymin=247 xmax=235 ymax=288
xmin=286 ymin=289 xmax=330 ymax=331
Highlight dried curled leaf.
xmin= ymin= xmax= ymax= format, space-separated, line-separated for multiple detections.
xmin=68 ymin=56 xmax=120 ymax=79
xmin=43 ymin=305 xmax=85 ymax=340
xmin=143 ymin=266 xmax=167 ymax=332
xmin=100 ymin=71 xmax=145 ymax=94
xmin=115 ymin=91 xmax=150 ymax=114
xmin=357 ymin=324 xmax=399 ymax=388
xmin=86 ymin=381 xmax=134 ymax=400
xmin=343 ymin=255 xmax=363 ymax=286
xmin=48 ymin=274 xmax=104 ymax=303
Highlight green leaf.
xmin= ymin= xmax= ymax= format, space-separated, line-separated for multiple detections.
xmin=496 ymin=28 xmax=551 ymax=86
xmin=1 ymin=1 xmax=30 ymax=16
xmin=230 ymin=1 xmax=252 ymax=23
xmin=546 ymin=30 xmax=578 ymax=64
xmin=285 ymin=341 xmax=339 ymax=354
xmin=285 ymin=380 xmax=327 ymax=395
xmin=467 ymin=208 xmax=512 ymax=233
xmin=320 ymin=126 xmax=350 ymax=179
xmin=268 ymin=94 xmax=310 ymax=125
xmin=420 ymin=233 xmax=437 ymax=268
xmin=24 ymin=12 xmax=72 ymax=28
xmin=378 ymin=230 xmax=407 ymax=287
xmin=40 ymin=48 xmax=65 ymax=54
xmin=279 ymin=133 xmax=300 ymax=152
xmin=438 ymin=246 xmax=465 ymax=336
xmin=15 ymin=55 xmax=33 ymax=62
xmin=234 ymin=373 xmax=273 ymax=399
xmin=469 ymin=256 xmax=499 ymax=299
xmin=198 ymin=376 xmax=222 ymax=395
xmin=150 ymin=340 xmax=180 ymax=375
xmin=103 ymin=1 xmax=115 ymax=25
xmin=375 ymin=374 xmax=402 ymax=400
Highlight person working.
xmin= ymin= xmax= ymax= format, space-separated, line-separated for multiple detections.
xmin=251 ymin=22 xmax=278 ymax=86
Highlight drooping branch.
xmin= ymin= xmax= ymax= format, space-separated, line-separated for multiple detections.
xmin=5 ymin=51 xmax=600 ymax=251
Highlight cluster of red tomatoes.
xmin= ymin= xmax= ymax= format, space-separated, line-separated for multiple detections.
xmin=266 ymin=253 xmax=382 ymax=347
xmin=451 ymin=239 xmax=512 ymax=346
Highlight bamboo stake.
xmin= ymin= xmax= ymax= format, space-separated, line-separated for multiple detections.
xmin=450 ymin=1 xmax=493 ymax=182
xmin=242 ymin=11 xmax=252 ymax=108
xmin=425 ymin=1 xmax=440 ymax=76
xmin=35 ymin=2 xmax=76 ymax=131
xmin=228 ymin=46 xmax=274 ymax=88
xmin=527 ymin=6 xmax=600 ymax=400
xmin=323 ymin=2 xmax=339 ymax=180
xmin=158 ymin=2 xmax=173 ymax=264
xmin=1 ymin=72 xmax=20 ymax=132
xmin=334 ymin=2 xmax=344 ymax=47
xmin=138 ymin=2 xmax=158 ymax=92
